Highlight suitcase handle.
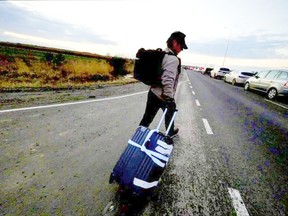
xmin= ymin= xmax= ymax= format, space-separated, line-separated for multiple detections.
xmin=156 ymin=108 xmax=178 ymax=135
xmin=165 ymin=110 xmax=178 ymax=136
xmin=156 ymin=108 xmax=167 ymax=131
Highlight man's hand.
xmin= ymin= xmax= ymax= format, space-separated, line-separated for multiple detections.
xmin=165 ymin=98 xmax=176 ymax=111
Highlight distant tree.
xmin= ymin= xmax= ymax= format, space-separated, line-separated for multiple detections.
xmin=44 ymin=52 xmax=54 ymax=64
xmin=52 ymin=53 xmax=65 ymax=66
xmin=110 ymin=57 xmax=126 ymax=76
xmin=43 ymin=53 xmax=65 ymax=67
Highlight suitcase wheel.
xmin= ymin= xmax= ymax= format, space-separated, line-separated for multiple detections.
xmin=109 ymin=173 xmax=115 ymax=184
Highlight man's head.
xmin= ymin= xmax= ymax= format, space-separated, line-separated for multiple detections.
xmin=167 ymin=31 xmax=188 ymax=55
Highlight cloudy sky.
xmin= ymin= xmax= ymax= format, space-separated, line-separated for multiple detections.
xmin=1 ymin=0 xmax=288 ymax=71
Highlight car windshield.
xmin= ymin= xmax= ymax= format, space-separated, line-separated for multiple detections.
xmin=220 ymin=68 xmax=230 ymax=71
xmin=241 ymin=72 xmax=255 ymax=76
xmin=257 ymin=71 xmax=270 ymax=78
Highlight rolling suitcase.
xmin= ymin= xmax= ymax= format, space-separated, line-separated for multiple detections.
xmin=109 ymin=108 xmax=177 ymax=197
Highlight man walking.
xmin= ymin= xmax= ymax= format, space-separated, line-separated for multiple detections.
xmin=139 ymin=31 xmax=188 ymax=137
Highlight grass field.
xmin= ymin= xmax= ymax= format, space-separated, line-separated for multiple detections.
xmin=0 ymin=42 xmax=136 ymax=91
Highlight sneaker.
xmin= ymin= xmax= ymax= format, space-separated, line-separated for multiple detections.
xmin=169 ymin=128 xmax=179 ymax=138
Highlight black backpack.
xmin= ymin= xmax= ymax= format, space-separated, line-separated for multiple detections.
xmin=133 ymin=48 xmax=177 ymax=86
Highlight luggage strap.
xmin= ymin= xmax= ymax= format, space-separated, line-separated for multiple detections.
xmin=133 ymin=178 xmax=158 ymax=189
xmin=128 ymin=129 xmax=173 ymax=168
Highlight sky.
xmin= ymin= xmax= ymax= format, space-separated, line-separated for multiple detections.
xmin=1 ymin=0 xmax=288 ymax=71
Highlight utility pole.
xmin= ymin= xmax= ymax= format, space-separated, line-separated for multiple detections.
xmin=222 ymin=27 xmax=231 ymax=67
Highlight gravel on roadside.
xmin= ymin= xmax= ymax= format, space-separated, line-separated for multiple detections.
xmin=0 ymin=82 xmax=149 ymax=110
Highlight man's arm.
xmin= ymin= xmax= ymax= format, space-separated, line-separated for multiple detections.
xmin=161 ymin=55 xmax=179 ymax=99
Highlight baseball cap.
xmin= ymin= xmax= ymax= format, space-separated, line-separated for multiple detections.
xmin=168 ymin=31 xmax=188 ymax=49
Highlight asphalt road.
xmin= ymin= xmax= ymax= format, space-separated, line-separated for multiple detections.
xmin=0 ymin=70 xmax=287 ymax=215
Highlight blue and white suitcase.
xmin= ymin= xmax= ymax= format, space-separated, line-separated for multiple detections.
xmin=109 ymin=108 xmax=177 ymax=197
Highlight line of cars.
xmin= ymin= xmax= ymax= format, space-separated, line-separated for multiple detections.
xmin=202 ymin=67 xmax=288 ymax=100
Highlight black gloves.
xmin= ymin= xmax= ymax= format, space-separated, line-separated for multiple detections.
xmin=165 ymin=98 xmax=176 ymax=111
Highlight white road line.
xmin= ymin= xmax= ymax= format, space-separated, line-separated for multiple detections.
xmin=192 ymin=91 xmax=195 ymax=95
xmin=196 ymin=100 xmax=201 ymax=106
xmin=0 ymin=91 xmax=148 ymax=114
xmin=202 ymin=118 xmax=213 ymax=134
xmin=228 ymin=188 xmax=250 ymax=216
xmin=184 ymin=71 xmax=189 ymax=81
xmin=190 ymin=86 xmax=193 ymax=88
xmin=264 ymin=99 xmax=288 ymax=110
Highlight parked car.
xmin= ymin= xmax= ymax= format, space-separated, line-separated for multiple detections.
xmin=244 ymin=70 xmax=288 ymax=100
xmin=202 ymin=67 xmax=214 ymax=76
xmin=210 ymin=67 xmax=230 ymax=79
xmin=223 ymin=71 xmax=256 ymax=86
xmin=194 ymin=66 xmax=205 ymax=73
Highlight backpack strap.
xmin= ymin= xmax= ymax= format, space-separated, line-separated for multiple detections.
xmin=177 ymin=57 xmax=181 ymax=74
xmin=167 ymin=52 xmax=181 ymax=74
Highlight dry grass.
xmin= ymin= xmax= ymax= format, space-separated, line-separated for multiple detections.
xmin=0 ymin=43 xmax=136 ymax=90
xmin=61 ymin=59 xmax=113 ymax=82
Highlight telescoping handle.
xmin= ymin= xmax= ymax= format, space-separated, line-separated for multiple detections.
xmin=155 ymin=108 xmax=178 ymax=135
xmin=165 ymin=110 xmax=178 ymax=136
